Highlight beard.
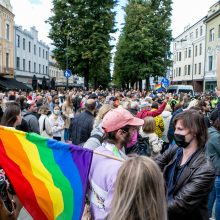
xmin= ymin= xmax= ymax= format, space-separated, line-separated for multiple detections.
xmin=121 ymin=133 xmax=131 ymax=146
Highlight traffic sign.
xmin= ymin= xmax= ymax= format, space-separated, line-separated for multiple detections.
xmin=64 ymin=69 xmax=72 ymax=78
xmin=161 ymin=77 xmax=169 ymax=87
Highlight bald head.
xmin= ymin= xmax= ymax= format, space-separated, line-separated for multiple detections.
xmin=85 ymin=99 xmax=96 ymax=111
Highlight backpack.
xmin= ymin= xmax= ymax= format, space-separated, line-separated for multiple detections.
xmin=125 ymin=135 xmax=151 ymax=156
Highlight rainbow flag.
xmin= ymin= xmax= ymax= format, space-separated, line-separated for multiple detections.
xmin=155 ymin=83 xmax=162 ymax=91
xmin=0 ymin=126 xmax=93 ymax=220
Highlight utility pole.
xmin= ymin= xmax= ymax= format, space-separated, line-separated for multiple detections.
xmin=66 ymin=36 xmax=69 ymax=90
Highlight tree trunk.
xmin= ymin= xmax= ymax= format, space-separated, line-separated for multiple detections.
xmin=84 ymin=69 xmax=89 ymax=90
xmin=139 ymin=79 xmax=142 ymax=91
xmin=145 ymin=76 xmax=150 ymax=91
xmin=94 ymin=77 xmax=98 ymax=90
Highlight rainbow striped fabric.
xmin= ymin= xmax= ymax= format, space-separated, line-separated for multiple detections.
xmin=155 ymin=83 xmax=162 ymax=91
xmin=0 ymin=126 xmax=93 ymax=220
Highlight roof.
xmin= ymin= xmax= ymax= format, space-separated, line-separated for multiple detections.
xmin=0 ymin=77 xmax=31 ymax=91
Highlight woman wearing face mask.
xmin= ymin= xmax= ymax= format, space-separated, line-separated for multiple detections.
xmin=48 ymin=105 xmax=64 ymax=141
xmin=156 ymin=109 xmax=215 ymax=220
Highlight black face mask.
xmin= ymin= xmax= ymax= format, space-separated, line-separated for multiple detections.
xmin=174 ymin=133 xmax=193 ymax=148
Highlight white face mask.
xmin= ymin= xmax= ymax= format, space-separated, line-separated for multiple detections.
xmin=54 ymin=109 xmax=60 ymax=115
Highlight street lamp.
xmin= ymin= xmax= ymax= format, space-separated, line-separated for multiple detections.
xmin=66 ymin=35 xmax=69 ymax=90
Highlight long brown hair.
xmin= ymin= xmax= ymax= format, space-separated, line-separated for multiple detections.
xmin=108 ymin=156 xmax=167 ymax=220
xmin=1 ymin=103 xmax=21 ymax=127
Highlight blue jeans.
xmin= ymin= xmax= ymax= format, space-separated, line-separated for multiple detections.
xmin=216 ymin=176 xmax=220 ymax=220
xmin=64 ymin=128 xmax=69 ymax=142
xmin=208 ymin=184 xmax=216 ymax=217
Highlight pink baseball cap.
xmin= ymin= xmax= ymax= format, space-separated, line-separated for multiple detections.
xmin=102 ymin=108 xmax=144 ymax=132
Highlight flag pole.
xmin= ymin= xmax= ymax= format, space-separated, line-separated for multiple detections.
xmin=93 ymin=151 xmax=125 ymax=162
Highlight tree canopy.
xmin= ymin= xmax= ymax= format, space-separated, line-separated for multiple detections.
xmin=47 ymin=0 xmax=117 ymax=89
xmin=114 ymin=0 xmax=172 ymax=90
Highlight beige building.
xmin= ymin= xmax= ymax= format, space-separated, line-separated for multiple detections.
xmin=0 ymin=0 xmax=14 ymax=77
xmin=172 ymin=18 xmax=206 ymax=92
xmin=204 ymin=1 xmax=220 ymax=91
xmin=49 ymin=56 xmax=71 ymax=87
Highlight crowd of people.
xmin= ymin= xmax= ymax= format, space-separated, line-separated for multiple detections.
xmin=0 ymin=87 xmax=219 ymax=220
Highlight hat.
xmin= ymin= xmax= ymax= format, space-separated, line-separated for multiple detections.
xmin=140 ymin=101 xmax=152 ymax=109
xmin=27 ymin=100 xmax=36 ymax=105
xmin=102 ymin=108 xmax=144 ymax=132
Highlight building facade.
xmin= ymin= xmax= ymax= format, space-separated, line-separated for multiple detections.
xmin=204 ymin=2 xmax=220 ymax=91
xmin=172 ymin=18 xmax=206 ymax=92
xmin=14 ymin=25 xmax=50 ymax=86
xmin=49 ymin=56 xmax=84 ymax=88
xmin=0 ymin=0 xmax=14 ymax=77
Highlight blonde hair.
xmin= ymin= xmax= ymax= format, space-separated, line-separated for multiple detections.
xmin=142 ymin=116 xmax=156 ymax=133
xmin=108 ymin=156 xmax=167 ymax=220
xmin=93 ymin=104 xmax=113 ymax=128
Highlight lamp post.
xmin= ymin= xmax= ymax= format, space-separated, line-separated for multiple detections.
xmin=66 ymin=36 xmax=69 ymax=90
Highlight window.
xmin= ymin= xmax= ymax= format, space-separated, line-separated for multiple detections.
xmin=6 ymin=53 xmax=9 ymax=69
xmin=43 ymin=49 xmax=45 ymax=59
xmin=209 ymin=28 xmax=215 ymax=42
xmin=188 ymin=48 xmax=191 ymax=58
xmin=6 ymin=24 xmax=9 ymax=40
xmin=29 ymin=41 xmax=31 ymax=52
xmin=179 ymin=52 xmax=182 ymax=61
xmin=190 ymin=32 xmax=193 ymax=40
xmin=199 ymin=43 xmax=202 ymax=55
xmin=46 ymin=66 xmax=48 ymax=74
xmin=176 ymin=68 xmax=178 ymax=77
xmin=34 ymin=62 xmax=36 ymax=72
xmin=185 ymin=48 xmax=188 ymax=59
xmin=39 ymin=47 xmax=41 ymax=57
xmin=23 ymin=59 xmax=25 ymax=71
xmin=195 ymin=45 xmax=198 ymax=57
xmin=46 ymin=51 xmax=48 ymax=60
xmin=208 ymin=56 xmax=213 ymax=71
xmin=218 ymin=25 xmax=220 ymax=38
xmin=43 ymin=65 xmax=45 ymax=74
xmin=184 ymin=65 xmax=187 ymax=75
xmin=23 ymin=38 xmax=25 ymax=50
xmin=195 ymin=64 xmax=197 ymax=75
xmin=16 ymin=35 xmax=20 ymax=48
xmin=200 ymin=26 xmax=203 ymax=36
xmin=16 ymin=57 xmax=20 ymax=70
xmin=188 ymin=65 xmax=191 ymax=75
xmin=179 ymin=67 xmax=181 ymax=76
xmin=39 ymin=64 xmax=41 ymax=74
xmin=196 ymin=29 xmax=198 ymax=38
xmin=29 ymin=61 xmax=31 ymax=72
xmin=199 ymin=63 xmax=201 ymax=74
xmin=34 ymin=45 xmax=36 ymax=55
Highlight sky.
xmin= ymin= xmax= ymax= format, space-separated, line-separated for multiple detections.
xmin=10 ymin=0 xmax=218 ymax=47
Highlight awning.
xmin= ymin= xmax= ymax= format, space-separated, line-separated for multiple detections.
xmin=0 ymin=77 xmax=31 ymax=90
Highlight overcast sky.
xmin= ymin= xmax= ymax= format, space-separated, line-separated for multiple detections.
xmin=10 ymin=0 xmax=218 ymax=46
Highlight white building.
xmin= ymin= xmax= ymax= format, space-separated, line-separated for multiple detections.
xmin=14 ymin=26 xmax=50 ymax=87
xmin=203 ymin=2 xmax=220 ymax=91
xmin=172 ymin=18 xmax=206 ymax=92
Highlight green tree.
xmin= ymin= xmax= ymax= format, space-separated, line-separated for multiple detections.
xmin=114 ymin=0 xmax=172 ymax=90
xmin=47 ymin=0 xmax=117 ymax=89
